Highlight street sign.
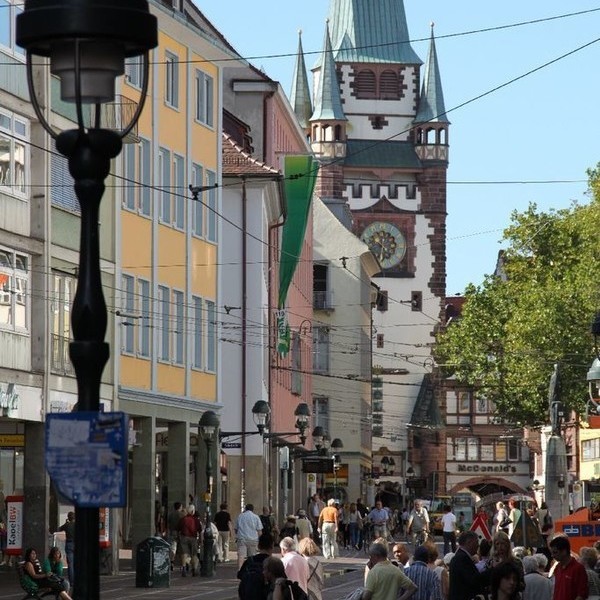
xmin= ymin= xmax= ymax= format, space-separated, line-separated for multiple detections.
xmin=406 ymin=477 xmax=426 ymax=489
xmin=470 ymin=513 xmax=492 ymax=541
xmin=510 ymin=511 xmax=543 ymax=547
xmin=302 ymin=457 xmax=334 ymax=473
xmin=222 ymin=442 xmax=242 ymax=449
xmin=46 ymin=412 xmax=127 ymax=508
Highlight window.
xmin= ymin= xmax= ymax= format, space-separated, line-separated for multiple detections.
xmin=380 ymin=70 xmax=399 ymax=99
xmin=138 ymin=279 xmax=150 ymax=357
xmin=51 ymin=272 xmax=74 ymax=374
xmin=313 ymin=326 xmax=330 ymax=373
xmin=124 ymin=143 xmax=136 ymax=210
xmin=191 ymin=163 xmax=203 ymax=237
xmin=206 ymin=170 xmax=217 ymax=242
xmin=121 ymin=274 xmax=135 ymax=354
xmin=313 ymin=396 xmax=329 ymax=431
xmin=165 ymin=51 xmax=179 ymax=108
xmin=0 ymin=1 xmax=25 ymax=58
xmin=173 ymin=289 xmax=184 ymax=365
xmin=0 ymin=248 xmax=28 ymax=332
xmin=206 ymin=300 xmax=216 ymax=372
xmin=376 ymin=290 xmax=388 ymax=312
xmin=158 ymin=285 xmax=170 ymax=361
xmin=125 ymin=56 xmax=142 ymax=89
xmin=583 ymin=438 xmax=600 ymax=461
xmin=173 ymin=154 xmax=185 ymax=229
xmin=0 ymin=109 xmax=28 ymax=199
xmin=140 ymin=138 xmax=151 ymax=216
xmin=51 ymin=152 xmax=79 ymax=213
xmin=355 ymin=69 xmax=376 ymax=98
xmin=195 ymin=70 xmax=214 ymax=127
xmin=192 ymin=295 xmax=203 ymax=369
xmin=159 ymin=147 xmax=171 ymax=223
xmin=507 ymin=439 xmax=520 ymax=461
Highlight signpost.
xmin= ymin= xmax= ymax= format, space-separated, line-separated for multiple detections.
xmin=470 ymin=512 xmax=492 ymax=541
xmin=302 ymin=458 xmax=334 ymax=473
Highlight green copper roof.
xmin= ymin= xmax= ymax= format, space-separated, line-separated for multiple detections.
xmin=415 ymin=25 xmax=449 ymax=124
xmin=290 ymin=31 xmax=313 ymax=129
xmin=311 ymin=21 xmax=347 ymax=122
xmin=324 ymin=0 xmax=422 ymax=65
xmin=344 ymin=140 xmax=421 ymax=169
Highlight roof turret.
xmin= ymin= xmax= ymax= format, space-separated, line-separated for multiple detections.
xmin=310 ymin=20 xmax=346 ymax=122
xmin=290 ymin=30 xmax=313 ymax=129
xmin=415 ymin=24 xmax=449 ymax=124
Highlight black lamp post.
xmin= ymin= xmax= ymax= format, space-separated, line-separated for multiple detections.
xmin=16 ymin=3 xmax=156 ymax=599
xmin=199 ymin=410 xmax=220 ymax=577
xmin=331 ymin=438 xmax=343 ymax=500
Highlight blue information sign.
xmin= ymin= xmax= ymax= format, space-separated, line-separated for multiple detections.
xmin=45 ymin=412 xmax=127 ymax=508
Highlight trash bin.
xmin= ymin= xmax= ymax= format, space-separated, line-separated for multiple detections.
xmin=135 ymin=536 xmax=170 ymax=588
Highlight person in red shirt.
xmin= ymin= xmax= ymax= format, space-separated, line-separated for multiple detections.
xmin=178 ymin=504 xmax=202 ymax=576
xmin=549 ymin=536 xmax=589 ymax=600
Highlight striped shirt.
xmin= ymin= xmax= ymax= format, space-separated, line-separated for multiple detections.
xmin=405 ymin=560 xmax=442 ymax=600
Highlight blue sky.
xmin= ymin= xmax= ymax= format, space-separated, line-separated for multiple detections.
xmin=199 ymin=1 xmax=600 ymax=294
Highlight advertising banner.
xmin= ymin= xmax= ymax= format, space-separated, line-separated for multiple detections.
xmin=6 ymin=495 xmax=24 ymax=555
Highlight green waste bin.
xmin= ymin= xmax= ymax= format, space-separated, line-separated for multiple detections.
xmin=135 ymin=536 xmax=170 ymax=588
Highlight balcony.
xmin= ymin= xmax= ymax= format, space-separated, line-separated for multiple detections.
xmin=313 ymin=290 xmax=334 ymax=311
xmin=97 ymin=95 xmax=140 ymax=143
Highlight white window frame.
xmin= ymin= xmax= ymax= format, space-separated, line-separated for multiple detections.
xmin=206 ymin=169 xmax=217 ymax=242
xmin=313 ymin=326 xmax=330 ymax=373
xmin=191 ymin=163 xmax=204 ymax=237
xmin=173 ymin=289 xmax=184 ymax=365
xmin=192 ymin=295 xmax=203 ymax=370
xmin=165 ymin=51 xmax=179 ymax=109
xmin=158 ymin=285 xmax=170 ymax=362
xmin=125 ymin=56 xmax=143 ymax=89
xmin=0 ymin=108 xmax=29 ymax=200
xmin=139 ymin=138 xmax=151 ymax=216
xmin=206 ymin=300 xmax=216 ymax=372
xmin=159 ymin=147 xmax=171 ymax=224
xmin=138 ymin=278 xmax=150 ymax=358
xmin=173 ymin=154 xmax=185 ymax=230
xmin=195 ymin=69 xmax=214 ymax=127
xmin=0 ymin=248 xmax=29 ymax=333
xmin=51 ymin=271 xmax=75 ymax=374
xmin=121 ymin=274 xmax=135 ymax=354
xmin=0 ymin=1 xmax=25 ymax=60
xmin=123 ymin=143 xmax=136 ymax=210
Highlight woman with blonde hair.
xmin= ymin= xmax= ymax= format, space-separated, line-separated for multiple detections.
xmin=489 ymin=531 xmax=525 ymax=592
xmin=298 ymin=537 xmax=324 ymax=600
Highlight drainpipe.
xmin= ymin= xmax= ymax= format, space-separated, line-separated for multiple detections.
xmin=241 ymin=177 xmax=248 ymax=511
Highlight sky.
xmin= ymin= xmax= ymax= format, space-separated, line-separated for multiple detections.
xmin=198 ymin=1 xmax=600 ymax=295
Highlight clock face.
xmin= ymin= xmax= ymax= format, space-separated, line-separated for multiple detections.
xmin=360 ymin=221 xmax=406 ymax=269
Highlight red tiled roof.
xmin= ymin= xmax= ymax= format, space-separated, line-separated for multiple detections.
xmin=222 ymin=133 xmax=280 ymax=176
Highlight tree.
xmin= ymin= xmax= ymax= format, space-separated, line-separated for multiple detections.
xmin=436 ymin=167 xmax=600 ymax=425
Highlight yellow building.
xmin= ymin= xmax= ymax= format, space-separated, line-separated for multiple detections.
xmin=116 ymin=0 xmax=238 ymax=550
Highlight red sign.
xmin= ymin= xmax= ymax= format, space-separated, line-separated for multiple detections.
xmin=470 ymin=512 xmax=492 ymax=541
xmin=6 ymin=495 xmax=24 ymax=555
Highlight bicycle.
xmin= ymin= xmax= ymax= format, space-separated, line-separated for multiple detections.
xmin=411 ymin=529 xmax=431 ymax=546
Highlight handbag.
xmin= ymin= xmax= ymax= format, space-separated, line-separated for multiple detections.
xmin=499 ymin=517 xmax=512 ymax=530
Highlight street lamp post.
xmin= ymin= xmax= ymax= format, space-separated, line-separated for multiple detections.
xmin=16 ymin=3 xmax=156 ymax=599
xmin=199 ymin=410 xmax=220 ymax=578
xmin=331 ymin=438 xmax=343 ymax=501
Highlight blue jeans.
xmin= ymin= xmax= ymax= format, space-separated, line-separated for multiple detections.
xmin=65 ymin=540 xmax=75 ymax=586
xmin=349 ymin=522 xmax=359 ymax=547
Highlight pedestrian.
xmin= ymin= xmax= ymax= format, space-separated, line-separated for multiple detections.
xmin=237 ymin=532 xmax=274 ymax=600
xmin=280 ymin=536 xmax=310 ymax=593
xmin=0 ymin=517 xmax=7 ymax=565
xmin=549 ymin=536 xmax=588 ymax=600
xmin=340 ymin=502 xmax=351 ymax=549
xmin=317 ymin=499 xmax=338 ymax=559
xmin=260 ymin=507 xmax=279 ymax=541
xmin=22 ymin=547 xmax=72 ymax=600
xmin=58 ymin=511 xmax=75 ymax=588
xmin=433 ymin=553 xmax=452 ymax=600
xmin=522 ymin=555 xmax=553 ymax=600
xmin=488 ymin=531 xmax=525 ymax=593
xmin=579 ymin=547 xmax=600 ymax=597
xmin=280 ymin=515 xmax=299 ymax=542
xmin=178 ymin=504 xmax=201 ymax=576
xmin=167 ymin=501 xmax=185 ymax=570
xmin=493 ymin=502 xmax=509 ymax=534
xmin=448 ymin=531 xmax=488 ymax=600
xmin=263 ymin=556 xmax=292 ymax=600
xmin=235 ymin=503 xmax=264 ymax=570
xmin=475 ymin=539 xmax=491 ymax=572
xmin=368 ymin=500 xmax=390 ymax=540
xmin=405 ymin=545 xmax=442 ymax=600
xmin=490 ymin=561 xmax=522 ymax=600
xmin=298 ymin=537 xmax=324 ymax=600
xmin=214 ymin=502 xmax=234 ymax=563
xmin=392 ymin=542 xmax=411 ymax=569
xmin=507 ymin=500 xmax=521 ymax=540
xmin=407 ymin=501 xmax=430 ymax=546
xmin=361 ymin=542 xmax=418 ymax=600
xmin=296 ymin=510 xmax=313 ymax=541
xmin=43 ymin=546 xmax=70 ymax=593
xmin=348 ymin=503 xmax=362 ymax=550
xmin=441 ymin=505 xmax=457 ymax=554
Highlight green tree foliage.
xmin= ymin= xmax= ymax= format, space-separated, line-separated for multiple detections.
xmin=436 ymin=167 xmax=600 ymax=425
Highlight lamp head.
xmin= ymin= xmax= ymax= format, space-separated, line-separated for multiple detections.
xmin=587 ymin=358 xmax=600 ymax=413
xmin=199 ymin=410 xmax=220 ymax=441
xmin=294 ymin=403 xmax=310 ymax=437
xmin=312 ymin=426 xmax=324 ymax=450
xmin=252 ymin=400 xmax=271 ymax=434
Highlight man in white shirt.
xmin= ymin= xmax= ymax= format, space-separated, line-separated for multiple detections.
xmin=441 ymin=505 xmax=457 ymax=554
xmin=235 ymin=503 xmax=263 ymax=569
xmin=280 ymin=536 xmax=309 ymax=593
xmin=407 ymin=501 xmax=430 ymax=546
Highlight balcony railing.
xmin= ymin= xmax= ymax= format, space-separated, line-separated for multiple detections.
xmin=314 ymin=290 xmax=334 ymax=311
xmin=97 ymin=94 xmax=140 ymax=143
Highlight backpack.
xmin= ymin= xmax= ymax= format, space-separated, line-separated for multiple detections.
xmin=260 ymin=514 xmax=273 ymax=534
xmin=238 ymin=555 xmax=268 ymax=600
xmin=285 ymin=580 xmax=309 ymax=600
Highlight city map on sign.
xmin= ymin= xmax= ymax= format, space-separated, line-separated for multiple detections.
xmin=45 ymin=412 xmax=127 ymax=508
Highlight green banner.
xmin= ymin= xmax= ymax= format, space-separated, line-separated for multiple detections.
xmin=278 ymin=155 xmax=318 ymax=310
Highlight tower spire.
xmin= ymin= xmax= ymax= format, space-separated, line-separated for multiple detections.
xmin=311 ymin=19 xmax=346 ymax=122
xmin=415 ymin=23 xmax=448 ymax=124
xmin=290 ymin=30 xmax=313 ymax=130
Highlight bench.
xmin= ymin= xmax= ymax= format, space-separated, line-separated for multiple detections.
xmin=16 ymin=562 xmax=60 ymax=600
